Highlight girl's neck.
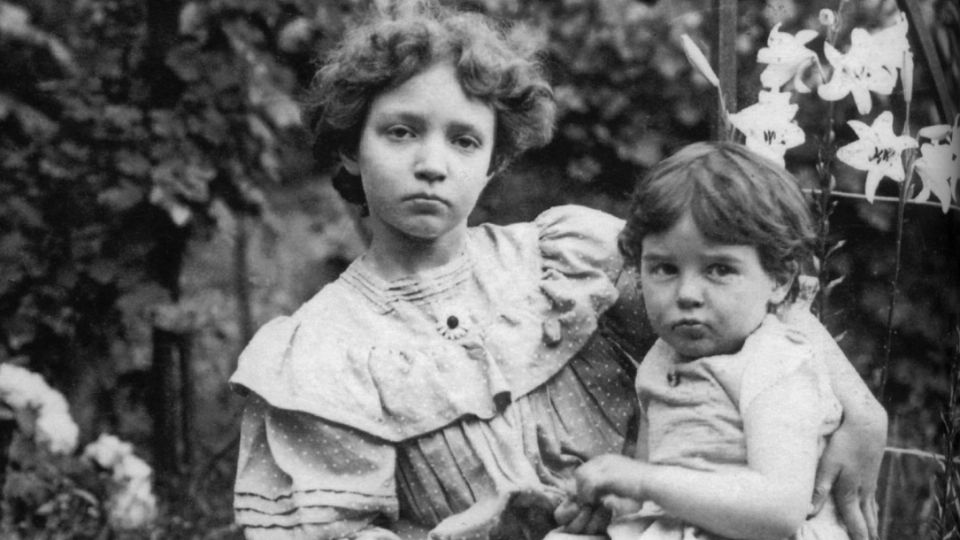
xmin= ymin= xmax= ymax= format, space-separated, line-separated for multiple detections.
xmin=365 ymin=227 xmax=468 ymax=281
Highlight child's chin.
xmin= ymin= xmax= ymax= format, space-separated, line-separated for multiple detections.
xmin=669 ymin=340 xmax=722 ymax=360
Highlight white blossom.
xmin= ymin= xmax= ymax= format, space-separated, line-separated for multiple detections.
xmin=728 ymin=91 xmax=805 ymax=166
xmin=836 ymin=111 xmax=918 ymax=201
xmin=914 ymin=115 xmax=959 ymax=213
xmin=817 ymin=12 xmax=911 ymax=114
xmin=0 ymin=363 xmax=78 ymax=454
xmin=756 ymin=23 xmax=818 ymax=92
xmin=83 ymin=433 xmax=158 ymax=530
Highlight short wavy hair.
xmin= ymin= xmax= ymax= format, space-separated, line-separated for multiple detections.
xmin=303 ymin=0 xmax=556 ymax=209
xmin=618 ymin=142 xmax=816 ymax=303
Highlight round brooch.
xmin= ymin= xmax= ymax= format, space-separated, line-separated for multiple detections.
xmin=435 ymin=309 xmax=470 ymax=340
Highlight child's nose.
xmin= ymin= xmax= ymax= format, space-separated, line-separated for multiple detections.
xmin=414 ymin=136 xmax=447 ymax=182
xmin=675 ymin=274 xmax=705 ymax=309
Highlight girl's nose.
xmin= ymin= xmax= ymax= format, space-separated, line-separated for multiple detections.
xmin=676 ymin=274 xmax=705 ymax=309
xmin=414 ymin=136 xmax=447 ymax=183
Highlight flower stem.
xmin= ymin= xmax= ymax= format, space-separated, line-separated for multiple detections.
xmin=878 ymin=155 xmax=917 ymax=405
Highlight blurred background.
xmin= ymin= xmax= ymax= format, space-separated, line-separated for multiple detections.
xmin=0 ymin=0 xmax=957 ymax=537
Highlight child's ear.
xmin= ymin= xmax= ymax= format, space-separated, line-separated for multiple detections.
xmin=340 ymin=148 xmax=360 ymax=175
xmin=770 ymin=261 xmax=799 ymax=305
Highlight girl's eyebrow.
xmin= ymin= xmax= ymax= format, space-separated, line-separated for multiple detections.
xmin=373 ymin=110 xmax=425 ymax=125
xmin=375 ymin=110 xmax=487 ymax=134
xmin=640 ymin=251 xmax=670 ymax=261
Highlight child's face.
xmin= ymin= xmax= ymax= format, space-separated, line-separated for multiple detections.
xmin=343 ymin=61 xmax=495 ymax=244
xmin=639 ymin=212 xmax=790 ymax=360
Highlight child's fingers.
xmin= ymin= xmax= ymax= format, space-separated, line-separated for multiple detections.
xmin=553 ymin=499 xmax=581 ymax=526
xmin=561 ymin=505 xmax=597 ymax=533
xmin=582 ymin=505 xmax=611 ymax=534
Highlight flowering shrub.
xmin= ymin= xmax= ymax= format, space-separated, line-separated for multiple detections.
xmin=1 ymin=364 xmax=156 ymax=537
xmin=0 ymin=363 xmax=78 ymax=454
xmin=83 ymin=433 xmax=158 ymax=530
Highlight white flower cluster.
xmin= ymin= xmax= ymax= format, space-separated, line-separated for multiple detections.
xmin=0 ymin=363 xmax=79 ymax=454
xmin=83 ymin=433 xmax=159 ymax=530
xmin=681 ymin=11 xmax=957 ymax=213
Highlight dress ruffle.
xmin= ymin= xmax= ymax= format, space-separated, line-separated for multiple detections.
xmin=230 ymin=205 xmax=626 ymax=442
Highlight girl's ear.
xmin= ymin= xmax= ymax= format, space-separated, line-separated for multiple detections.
xmin=340 ymin=148 xmax=360 ymax=175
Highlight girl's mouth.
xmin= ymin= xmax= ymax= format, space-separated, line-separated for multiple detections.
xmin=405 ymin=193 xmax=449 ymax=206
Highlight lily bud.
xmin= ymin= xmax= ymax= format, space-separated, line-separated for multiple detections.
xmin=681 ymin=34 xmax=720 ymax=88
xmin=901 ymin=50 xmax=914 ymax=104
xmin=819 ymin=9 xmax=837 ymax=27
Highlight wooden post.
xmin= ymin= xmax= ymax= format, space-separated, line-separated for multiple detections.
xmin=713 ymin=0 xmax=738 ymax=140
xmin=899 ymin=0 xmax=957 ymax=121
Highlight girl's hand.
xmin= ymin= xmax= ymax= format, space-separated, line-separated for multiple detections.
xmin=811 ymin=407 xmax=886 ymax=540
xmin=574 ymin=454 xmax=643 ymax=504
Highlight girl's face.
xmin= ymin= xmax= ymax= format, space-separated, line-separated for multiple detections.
xmin=343 ymin=61 xmax=496 ymax=246
xmin=639 ymin=212 xmax=791 ymax=360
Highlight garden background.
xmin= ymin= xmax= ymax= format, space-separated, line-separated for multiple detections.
xmin=0 ymin=0 xmax=957 ymax=538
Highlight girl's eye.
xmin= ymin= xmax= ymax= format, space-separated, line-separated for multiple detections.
xmin=386 ymin=126 xmax=415 ymax=139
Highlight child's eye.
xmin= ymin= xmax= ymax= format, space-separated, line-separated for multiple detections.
xmin=644 ymin=263 xmax=677 ymax=278
xmin=706 ymin=264 xmax=737 ymax=279
xmin=452 ymin=135 xmax=481 ymax=150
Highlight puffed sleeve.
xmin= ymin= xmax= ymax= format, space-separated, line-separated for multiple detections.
xmin=234 ymin=395 xmax=400 ymax=539
xmin=536 ymin=205 xmax=653 ymax=358
xmin=533 ymin=205 xmax=624 ymax=340
xmin=536 ymin=204 xmax=625 ymax=286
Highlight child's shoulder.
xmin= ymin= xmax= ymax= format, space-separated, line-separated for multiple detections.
xmin=736 ymin=315 xmax=828 ymax=411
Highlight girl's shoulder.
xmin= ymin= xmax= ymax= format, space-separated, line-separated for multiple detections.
xmin=472 ymin=204 xmax=625 ymax=276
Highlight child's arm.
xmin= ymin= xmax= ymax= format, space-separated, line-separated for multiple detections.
xmin=783 ymin=308 xmax=887 ymax=539
xmin=575 ymin=370 xmax=821 ymax=540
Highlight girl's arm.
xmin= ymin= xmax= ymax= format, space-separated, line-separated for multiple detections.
xmin=575 ymin=370 xmax=821 ymax=540
xmin=783 ymin=308 xmax=887 ymax=540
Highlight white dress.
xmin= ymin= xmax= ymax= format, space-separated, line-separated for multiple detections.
xmin=608 ymin=315 xmax=848 ymax=540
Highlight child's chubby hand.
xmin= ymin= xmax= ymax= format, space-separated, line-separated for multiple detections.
xmin=573 ymin=453 xmax=643 ymax=504
xmin=553 ymin=496 xmax=610 ymax=534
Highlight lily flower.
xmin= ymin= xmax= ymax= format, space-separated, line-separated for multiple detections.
xmin=914 ymin=115 xmax=959 ymax=213
xmin=756 ymin=23 xmax=819 ymax=92
xmin=817 ymin=12 xmax=911 ymax=114
xmin=728 ymin=91 xmax=805 ymax=166
xmin=836 ymin=111 xmax=918 ymax=201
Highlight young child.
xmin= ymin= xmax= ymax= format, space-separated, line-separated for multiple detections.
xmin=570 ymin=142 xmax=853 ymax=539
xmin=230 ymin=3 xmax=884 ymax=539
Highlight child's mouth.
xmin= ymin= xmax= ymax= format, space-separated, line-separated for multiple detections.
xmin=672 ymin=320 xmax=708 ymax=339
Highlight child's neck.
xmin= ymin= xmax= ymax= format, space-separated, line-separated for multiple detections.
xmin=365 ymin=229 xmax=467 ymax=281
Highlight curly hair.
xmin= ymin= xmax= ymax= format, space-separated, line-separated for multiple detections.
xmin=618 ymin=142 xmax=817 ymax=303
xmin=303 ymin=0 xmax=556 ymax=209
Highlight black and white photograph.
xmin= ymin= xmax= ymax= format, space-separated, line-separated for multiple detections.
xmin=1 ymin=0 xmax=957 ymax=538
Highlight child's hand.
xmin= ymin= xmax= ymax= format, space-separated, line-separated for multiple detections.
xmin=573 ymin=454 xmax=642 ymax=504
xmin=553 ymin=497 xmax=610 ymax=534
